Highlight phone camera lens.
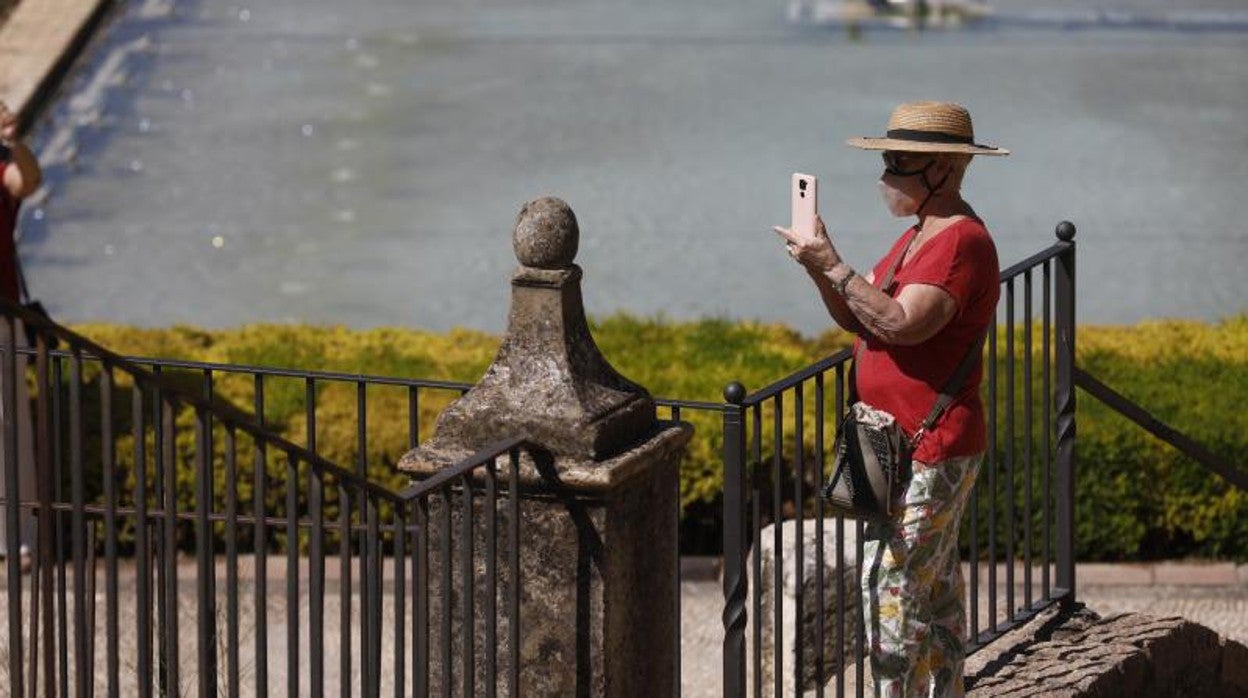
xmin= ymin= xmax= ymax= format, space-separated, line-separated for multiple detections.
xmin=799 ymin=180 xmax=808 ymax=191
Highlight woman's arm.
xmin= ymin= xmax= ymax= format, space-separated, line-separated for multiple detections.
xmin=775 ymin=217 xmax=955 ymax=344
xmin=804 ymin=265 xmax=867 ymax=335
xmin=3 ymin=141 xmax=43 ymax=199
xmin=821 ymin=264 xmax=956 ymax=345
xmin=1 ymin=102 xmax=42 ymax=199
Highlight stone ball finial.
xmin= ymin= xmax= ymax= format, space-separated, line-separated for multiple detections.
xmin=513 ymin=197 xmax=579 ymax=269
xmin=1056 ymin=221 xmax=1077 ymax=242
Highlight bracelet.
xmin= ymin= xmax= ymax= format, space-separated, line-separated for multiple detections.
xmin=833 ymin=266 xmax=856 ymax=295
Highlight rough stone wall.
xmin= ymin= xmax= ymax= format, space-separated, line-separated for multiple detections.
xmin=966 ymin=607 xmax=1248 ymax=697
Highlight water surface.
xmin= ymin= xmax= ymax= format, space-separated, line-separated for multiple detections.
xmin=21 ymin=0 xmax=1248 ymax=335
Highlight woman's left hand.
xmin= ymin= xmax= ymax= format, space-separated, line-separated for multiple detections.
xmin=773 ymin=215 xmax=842 ymax=273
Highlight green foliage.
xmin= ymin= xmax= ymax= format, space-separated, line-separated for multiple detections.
xmin=65 ymin=315 xmax=1248 ymax=560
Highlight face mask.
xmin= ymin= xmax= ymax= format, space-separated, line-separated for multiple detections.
xmin=879 ymin=179 xmax=921 ymax=217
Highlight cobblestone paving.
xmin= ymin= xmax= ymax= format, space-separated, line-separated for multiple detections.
xmin=679 ymin=578 xmax=1248 ymax=698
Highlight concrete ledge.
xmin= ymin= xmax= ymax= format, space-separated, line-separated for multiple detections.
xmin=0 ymin=0 xmax=110 ymax=127
xmin=1153 ymin=561 xmax=1239 ymax=586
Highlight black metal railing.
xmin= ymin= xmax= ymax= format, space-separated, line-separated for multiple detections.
xmin=0 ymin=303 xmax=530 ymax=697
xmin=1 ymin=224 xmax=1083 ymax=697
xmin=1074 ymin=368 xmax=1248 ymax=491
xmin=719 ymin=223 xmax=1078 ymax=697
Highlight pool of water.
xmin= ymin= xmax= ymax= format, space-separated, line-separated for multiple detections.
xmin=19 ymin=0 xmax=1248 ymax=335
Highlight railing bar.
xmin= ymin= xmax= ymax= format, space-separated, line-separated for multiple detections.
xmin=671 ymin=404 xmax=681 ymax=698
xmin=131 ymin=373 xmax=150 ymax=698
xmin=309 ymin=462 xmax=325 ymax=697
xmin=24 ymin=342 xmax=735 ymax=414
xmin=225 ymin=427 xmax=240 ymax=698
xmin=834 ymin=365 xmax=845 ymax=698
xmin=508 ymin=450 xmax=521 ymax=697
xmin=485 ymin=459 xmax=497 ymax=698
xmin=252 ymin=374 xmax=268 ymax=697
xmin=969 ymin=459 xmax=980 ymax=642
xmin=368 ymin=493 xmax=383 ymax=697
xmin=771 ymin=393 xmax=783 ymax=698
xmin=3 ymin=317 xmax=23 ymax=698
xmin=792 ymin=383 xmax=805 ymax=693
xmin=1024 ymin=271 xmax=1035 ymax=609
xmin=813 ymin=372 xmax=825 ymax=698
xmin=1042 ymin=260 xmax=1052 ymax=600
xmin=100 ymin=369 xmax=119 ymax=698
xmin=745 ymin=348 xmax=852 ymax=405
xmin=654 ymin=397 xmax=727 ymax=412
xmin=196 ymin=408 xmax=219 ymax=698
xmin=396 ymin=437 xmax=530 ymax=501
xmin=339 ymin=480 xmax=352 ymax=698
xmin=750 ymin=403 xmax=762 ymax=698
xmin=394 ymin=505 xmax=407 ymax=698
xmin=987 ymin=315 xmax=998 ymax=633
xmin=854 ymin=518 xmax=865 ymax=698
xmin=461 ymin=475 xmax=475 ymax=698
xmin=160 ymin=399 xmax=180 ymax=697
xmin=1076 ymin=369 xmax=1248 ymax=488
xmin=1006 ymin=280 xmax=1016 ymax=619
xmin=416 ymin=496 xmax=430 ymax=697
xmin=100 ymin=353 xmax=474 ymax=390
xmin=408 ymin=386 xmax=420 ymax=449
xmin=358 ymin=381 xmax=374 ymax=696
xmin=1055 ymin=233 xmax=1076 ymax=606
xmin=28 ymin=501 xmax=437 ymax=529
xmin=34 ymin=335 xmax=55 ymax=698
xmin=441 ymin=487 xmax=453 ymax=698
xmin=53 ymin=356 xmax=69 ymax=698
xmin=84 ymin=523 xmax=97 ymax=698
xmin=27 ymin=528 xmax=41 ymax=698
xmin=999 ymin=242 xmax=1069 ymax=281
xmin=150 ymin=368 xmax=165 ymax=698
xmin=70 ymin=352 xmax=88 ymax=698
xmin=11 ymin=342 xmax=740 ymax=414
xmin=285 ymin=452 xmax=300 ymax=698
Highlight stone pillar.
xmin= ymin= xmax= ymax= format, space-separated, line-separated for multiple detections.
xmin=752 ymin=518 xmax=862 ymax=696
xmin=398 ymin=197 xmax=692 ymax=697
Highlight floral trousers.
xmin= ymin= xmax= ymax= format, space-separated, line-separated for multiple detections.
xmin=861 ymin=453 xmax=981 ymax=698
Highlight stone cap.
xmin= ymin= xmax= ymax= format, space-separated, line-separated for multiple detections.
xmin=400 ymin=197 xmax=658 ymax=473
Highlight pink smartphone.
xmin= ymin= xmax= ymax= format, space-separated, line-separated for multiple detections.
xmin=791 ymin=172 xmax=818 ymax=238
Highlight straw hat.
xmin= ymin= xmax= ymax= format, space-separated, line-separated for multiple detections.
xmin=846 ymin=101 xmax=1009 ymax=156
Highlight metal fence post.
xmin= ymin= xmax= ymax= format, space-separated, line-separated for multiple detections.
xmin=721 ymin=382 xmax=747 ymax=698
xmin=1053 ymin=221 xmax=1077 ymax=608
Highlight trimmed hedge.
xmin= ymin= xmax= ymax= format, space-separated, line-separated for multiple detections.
xmin=68 ymin=315 xmax=1248 ymax=561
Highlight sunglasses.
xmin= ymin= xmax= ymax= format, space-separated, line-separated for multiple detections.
xmin=882 ymin=151 xmax=933 ymax=177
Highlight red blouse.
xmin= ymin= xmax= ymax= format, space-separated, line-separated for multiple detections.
xmin=854 ymin=217 xmax=1000 ymax=463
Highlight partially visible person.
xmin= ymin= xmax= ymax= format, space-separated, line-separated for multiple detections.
xmin=774 ymin=101 xmax=1005 ymax=696
xmin=0 ymin=99 xmax=43 ymax=569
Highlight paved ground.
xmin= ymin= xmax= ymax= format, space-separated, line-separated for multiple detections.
xmin=677 ymin=560 xmax=1248 ymax=698
xmin=1 ymin=557 xmax=1245 ymax=696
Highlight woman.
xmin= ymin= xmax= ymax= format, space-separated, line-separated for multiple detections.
xmin=773 ymin=101 xmax=1006 ymax=697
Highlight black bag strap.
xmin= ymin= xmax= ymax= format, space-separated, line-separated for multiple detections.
xmin=878 ymin=225 xmax=917 ymax=294
xmin=846 ymin=226 xmax=987 ymax=444
xmin=917 ymin=331 xmax=986 ymax=438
